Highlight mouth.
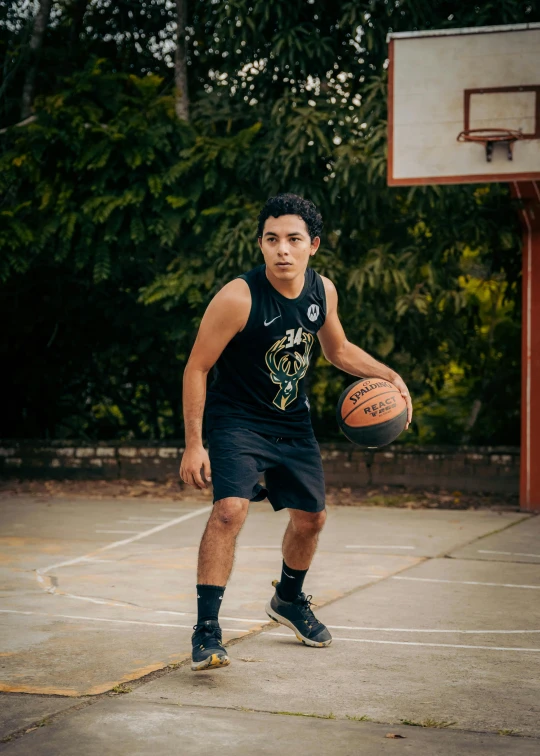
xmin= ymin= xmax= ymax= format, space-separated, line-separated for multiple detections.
xmin=276 ymin=262 xmax=292 ymax=269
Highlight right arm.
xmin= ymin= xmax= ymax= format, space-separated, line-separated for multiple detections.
xmin=179 ymin=279 xmax=251 ymax=489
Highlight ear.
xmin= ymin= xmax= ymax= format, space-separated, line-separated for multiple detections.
xmin=310 ymin=236 xmax=321 ymax=256
xmin=258 ymin=236 xmax=263 ymax=252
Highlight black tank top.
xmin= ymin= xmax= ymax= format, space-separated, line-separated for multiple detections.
xmin=205 ymin=264 xmax=327 ymax=437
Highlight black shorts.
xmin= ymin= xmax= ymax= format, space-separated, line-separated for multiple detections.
xmin=207 ymin=427 xmax=325 ymax=513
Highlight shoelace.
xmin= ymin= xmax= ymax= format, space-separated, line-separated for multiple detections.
xmin=294 ymin=594 xmax=324 ymax=631
xmin=192 ymin=623 xmax=224 ymax=648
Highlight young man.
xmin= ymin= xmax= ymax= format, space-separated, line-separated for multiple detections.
xmin=180 ymin=193 xmax=412 ymax=671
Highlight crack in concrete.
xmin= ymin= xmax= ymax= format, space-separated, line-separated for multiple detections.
xmin=3 ymin=512 xmax=537 ymax=749
xmin=436 ymin=514 xmax=533 ymax=561
xmin=4 ymin=696 xmax=538 ymax=752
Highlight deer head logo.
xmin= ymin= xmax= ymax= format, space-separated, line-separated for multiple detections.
xmin=265 ymin=332 xmax=314 ymax=410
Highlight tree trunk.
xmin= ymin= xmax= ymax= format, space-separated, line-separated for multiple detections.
xmin=20 ymin=0 xmax=53 ymax=119
xmin=461 ymin=290 xmax=500 ymax=443
xmin=68 ymin=0 xmax=90 ymax=56
xmin=174 ymin=0 xmax=189 ymax=121
xmin=462 ymin=398 xmax=482 ymax=443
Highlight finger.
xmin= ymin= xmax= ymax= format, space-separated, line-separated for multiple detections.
xmin=185 ymin=470 xmax=200 ymax=488
xmin=399 ymin=389 xmax=412 ymax=427
xmin=192 ymin=467 xmax=207 ymax=489
xmin=202 ymin=459 xmax=212 ymax=483
xmin=182 ymin=470 xmax=195 ymax=487
xmin=182 ymin=467 xmax=194 ymax=486
xmin=406 ymin=397 xmax=413 ymax=426
xmin=186 ymin=471 xmax=201 ymax=489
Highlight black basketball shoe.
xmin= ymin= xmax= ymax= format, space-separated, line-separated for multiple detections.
xmin=191 ymin=620 xmax=230 ymax=671
xmin=265 ymin=581 xmax=332 ymax=647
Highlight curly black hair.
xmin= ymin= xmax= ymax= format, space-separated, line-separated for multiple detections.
xmin=257 ymin=193 xmax=323 ymax=241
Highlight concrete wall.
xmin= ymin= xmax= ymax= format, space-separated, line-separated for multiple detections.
xmin=0 ymin=441 xmax=519 ymax=494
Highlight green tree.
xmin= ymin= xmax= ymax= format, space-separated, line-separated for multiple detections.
xmin=1 ymin=0 xmax=536 ymax=442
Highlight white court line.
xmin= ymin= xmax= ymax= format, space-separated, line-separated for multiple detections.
xmin=393 ymin=576 xmax=540 ymax=590
xmin=116 ymin=520 xmax=171 ymax=525
xmin=0 ymin=609 xmax=248 ymax=634
xmin=238 ymin=545 xmax=281 ymax=549
xmin=4 ymin=606 xmax=537 ymax=639
xmin=323 ymin=625 xmax=540 ymax=634
xmin=95 ymin=530 xmax=141 ymax=534
xmin=160 ymin=508 xmax=190 ymax=513
xmin=346 ymin=545 xmax=415 ymax=550
xmin=155 ymin=610 xmax=264 ymax=624
xmin=128 ymin=611 xmax=540 ymax=634
xmin=268 ymin=632 xmax=540 ymax=653
xmin=60 ymin=593 xmax=136 ymax=607
xmin=36 ymin=506 xmax=212 ymax=577
xmin=123 ymin=517 xmax=174 ymax=522
xmin=479 ymin=550 xmax=540 ymax=559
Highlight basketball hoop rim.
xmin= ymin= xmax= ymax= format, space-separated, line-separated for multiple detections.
xmin=457 ymin=128 xmax=524 ymax=144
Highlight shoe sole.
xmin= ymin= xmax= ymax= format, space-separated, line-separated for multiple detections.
xmin=265 ymin=602 xmax=332 ymax=648
xmin=191 ymin=652 xmax=230 ymax=672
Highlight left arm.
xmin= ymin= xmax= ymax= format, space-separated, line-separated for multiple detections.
xmin=317 ymin=276 xmax=412 ymax=427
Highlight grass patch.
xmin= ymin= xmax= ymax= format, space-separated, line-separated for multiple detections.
xmin=400 ymin=718 xmax=456 ymax=729
xmin=498 ymin=729 xmax=519 ymax=736
xmin=346 ymin=714 xmax=372 ymax=722
xmin=364 ymin=494 xmax=416 ymax=507
xmin=275 ymin=711 xmax=336 ymax=720
xmin=110 ymin=684 xmax=132 ymax=695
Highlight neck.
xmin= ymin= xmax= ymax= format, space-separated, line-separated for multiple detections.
xmin=265 ymin=266 xmax=306 ymax=299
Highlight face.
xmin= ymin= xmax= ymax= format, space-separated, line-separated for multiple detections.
xmin=258 ymin=215 xmax=320 ymax=281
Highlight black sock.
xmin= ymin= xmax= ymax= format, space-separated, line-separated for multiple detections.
xmin=278 ymin=561 xmax=308 ymax=602
xmin=196 ymin=584 xmax=225 ymax=624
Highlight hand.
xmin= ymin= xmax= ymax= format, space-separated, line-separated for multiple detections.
xmin=391 ymin=374 xmax=413 ymax=429
xmin=179 ymin=445 xmax=212 ymax=489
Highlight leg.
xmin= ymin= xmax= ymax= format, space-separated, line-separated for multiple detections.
xmin=282 ymin=508 xmax=327 ymax=571
xmin=198 ymin=497 xmax=249 ymax=585
xmin=191 ymin=427 xmax=274 ymax=671
xmin=191 ymin=497 xmax=249 ymax=671
xmin=266 ymin=508 xmax=332 ymax=648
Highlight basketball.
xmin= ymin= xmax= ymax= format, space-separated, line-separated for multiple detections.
xmin=336 ymin=378 xmax=407 ymax=448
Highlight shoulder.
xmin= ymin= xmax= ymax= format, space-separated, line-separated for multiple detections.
xmin=210 ymin=278 xmax=251 ymax=309
xmin=318 ymin=275 xmax=338 ymax=308
xmin=205 ymin=278 xmax=251 ymax=330
xmin=318 ymin=274 xmax=336 ymax=294
xmin=213 ymin=277 xmax=251 ymax=304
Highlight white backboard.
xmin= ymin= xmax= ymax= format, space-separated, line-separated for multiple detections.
xmin=387 ymin=24 xmax=540 ymax=185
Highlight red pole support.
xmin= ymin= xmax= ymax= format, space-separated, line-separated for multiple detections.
xmin=511 ymin=181 xmax=540 ymax=512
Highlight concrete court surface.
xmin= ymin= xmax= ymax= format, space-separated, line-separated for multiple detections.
xmin=0 ymin=494 xmax=539 ymax=754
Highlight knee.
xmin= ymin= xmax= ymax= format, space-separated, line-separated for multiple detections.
xmin=291 ymin=509 xmax=326 ymax=537
xmin=212 ymin=499 xmax=248 ymax=530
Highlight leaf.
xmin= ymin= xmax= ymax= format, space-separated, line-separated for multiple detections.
xmin=166 ymin=196 xmax=189 ymax=209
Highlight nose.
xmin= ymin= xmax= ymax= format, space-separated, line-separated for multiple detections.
xmin=277 ymin=240 xmax=290 ymax=257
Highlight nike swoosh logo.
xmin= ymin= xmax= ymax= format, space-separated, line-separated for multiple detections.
xmin=264 ymin=316 xmax=281 ymax=326
xmin=283 ymin=571 xmax=294 ymax=579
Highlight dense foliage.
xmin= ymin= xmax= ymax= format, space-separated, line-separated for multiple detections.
xmin=2 ymin=0 xmax=537 ymax=443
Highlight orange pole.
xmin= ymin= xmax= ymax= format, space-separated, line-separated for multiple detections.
xmin=511 ymin=181 xmax=540 ymax=512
